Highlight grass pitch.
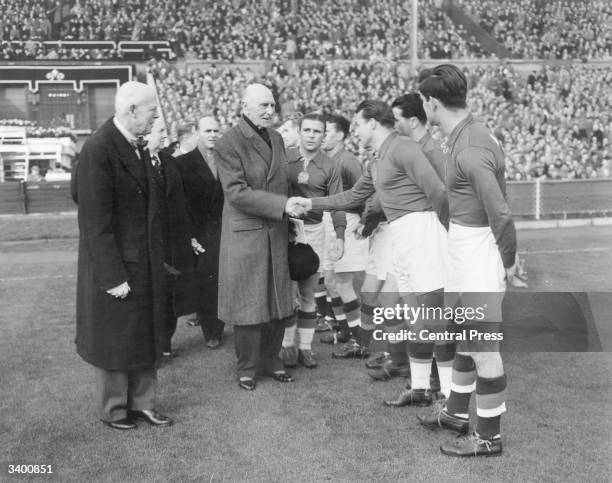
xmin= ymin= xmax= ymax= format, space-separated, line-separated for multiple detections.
xmin=1 ymin=220 xmax=611 ymax=482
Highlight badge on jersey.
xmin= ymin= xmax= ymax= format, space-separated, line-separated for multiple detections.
xmin=297 ymin=170 xmax=310 ymax=184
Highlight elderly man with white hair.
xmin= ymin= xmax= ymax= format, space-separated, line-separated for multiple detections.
xmin=214 ymin=83 xmax=301 ymax=391
xmin=74 ymin=81 xmax=177 ymax=429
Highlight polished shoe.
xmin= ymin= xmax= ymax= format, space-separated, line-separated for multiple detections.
xmin=298 ymin=349 xmax=318 ymax=368
xmin=440 ymin=432 xmax=502 ymax=457
xmin=384 ymin=387 xmax=432 ymax=407
xmin=320 ymin=330 xmax=350 ymax=344
xmin=127 ymin=409 xmax=173 ymax=426
xmin=271 ymin=371 xmax=294 ymax=383
xmin=367 ymin=361 xmax=411 ymax=381
xmin=416 ymin=399 xmax=469 ymax=434
xmin=238 ymin=378 xmax=256 ymax=391
xmin=280 ymin=345 xmax=298 ymax=368
xmin=101 ymin=417 xmax=137 ymax=430
xmin=365 ymin=352 xmax=389 ymax=369
xmin=206 ymin=338 xmax=222 ymax=349
xmin=332 ymin=339 xmax=370 ymax=359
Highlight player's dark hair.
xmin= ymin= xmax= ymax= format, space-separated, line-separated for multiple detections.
xmin=299 ymin=112 xmax=327 ymax=131
xmin=391 ymin=94 xmax=427 ymax=124
xmin=417 ymin=68 xmax=432 ymax=83
xmin=326 ymin=114 xmax=350 ymax=140
xmin=355 ymin=100 xmax=395 ymax=129
xmin=419 ymin=64 xmax=467 ymax=109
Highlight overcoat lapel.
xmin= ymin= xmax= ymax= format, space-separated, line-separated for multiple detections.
xmin=238 ymin=118 xmax=272 ymax=171
xmin=267 ymin=135 xmax=282 ymax=182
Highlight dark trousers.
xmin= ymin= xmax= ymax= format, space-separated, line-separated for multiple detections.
xmin=197 ymin=222 xmax=224 ymax=341
xmin=233 ymin=320 xmax=285 ymax=379
xmin=198 ymin=279 xmax=225 ymax=341
xmin=163 ymin=274 xmax=178 ymax=353
xmin=95 ymin=366 xmax=157 ymax=422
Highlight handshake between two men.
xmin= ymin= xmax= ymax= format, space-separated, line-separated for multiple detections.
xmin=284 ymin=196 xmax=369 ymax=241
xmin=285 ymin=196 xmax=312 ymax=218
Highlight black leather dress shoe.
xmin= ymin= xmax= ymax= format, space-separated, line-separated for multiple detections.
xmin=127 ymin=409 xmax=173 ymax=426
xmin=271 ymin=372 xmax=294 ymax=383
xmin=238 ymin=378 xmax=256 ymax=391
xmin=101 ymin=417 xmax=137 ymax=430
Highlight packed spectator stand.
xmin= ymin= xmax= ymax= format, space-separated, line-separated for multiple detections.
xmin=151 ymin=59 xmax=612 ymax=181
xmin=458 ymin=0 xmax=612 ymax=60
xmin=2 ymin=0 xmax=612 ymax=181
xmin=2 ymin=0 xmax=611 ymax=60
xmin=1 ymin=0 xmax=484 ymax=60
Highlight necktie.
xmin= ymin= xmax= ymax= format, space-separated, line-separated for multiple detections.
xmin=151 ymin=153 xmax=161 ymax=168
xmin=132 ymin=136 xmax=147 ymax=160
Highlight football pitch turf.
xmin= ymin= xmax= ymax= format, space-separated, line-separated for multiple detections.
xmin=1 ymin=223 xmax=611 ymax=481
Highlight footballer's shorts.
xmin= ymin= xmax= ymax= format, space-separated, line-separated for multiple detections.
xmin=322 ymin=212 xmax=369 ymax=272
xmin=303 ymin=220 xmax=326 ymax=273
xmin=446 ymin=222 xmax=506 ymax=324
xmin=365 ymin=221 xmax=393 ymax=281
xmin=390 ymin=211 xmax=447 ymax=294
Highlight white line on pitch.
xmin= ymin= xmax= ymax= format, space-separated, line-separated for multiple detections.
xmin=519 ymin=247 xmax=612 ymax=255
xmin=0 ymin=274 xmax=76 ymax=282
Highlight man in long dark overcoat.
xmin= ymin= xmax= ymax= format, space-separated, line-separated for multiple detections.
xmin=214 ymin=83 xmax=299 ymax=391
xmin=176 ymin=116 xmax=225 ymax=348
xmin=75 ymin=81 xmax=176 ymax=429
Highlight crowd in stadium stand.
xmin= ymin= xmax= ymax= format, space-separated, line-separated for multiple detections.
xmin=0 ymin=41 xmax=124 ymax=60
xmin=4 ymin=0 xmax=610 ymax=61
xmin=1 ymin=0 xmax=485 ymax=60
xmin=150 ymin=59 xmax=612 ymax=180
xmin=459 ymin=0 xmax=612 ymax=60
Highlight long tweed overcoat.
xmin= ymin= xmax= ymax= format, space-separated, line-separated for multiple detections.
xmin=214 ymin=118 xmax=295 ymax=325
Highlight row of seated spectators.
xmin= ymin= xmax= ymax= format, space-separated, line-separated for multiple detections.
xmin=3 ymin=0 xmax=611 ymax=60
xmin=0 ymin=118 xmax=76 ymax=139
xmin=458 ymin=0 xmax=612 ymax=60
xmin=150 ymin=59 xmax=612 ymax=180
xmin=0 ymin=40 xmax=174 ymax=61
xmin=1 ymin=0 xmax=485 ymax=60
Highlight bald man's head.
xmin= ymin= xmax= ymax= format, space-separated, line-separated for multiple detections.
xmin=241 ymin=83 xmax=276 ymax=129
xmin=114 ymin=81 xmax=159 ymax=137
xmin=197 ymin=116 xmax=220 ymax=151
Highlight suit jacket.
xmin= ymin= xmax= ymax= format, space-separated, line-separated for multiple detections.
xmin=214 ymin=118 xmax=295 ymax=325
xmin=74 ymin=117 xmax=167 ymax=371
